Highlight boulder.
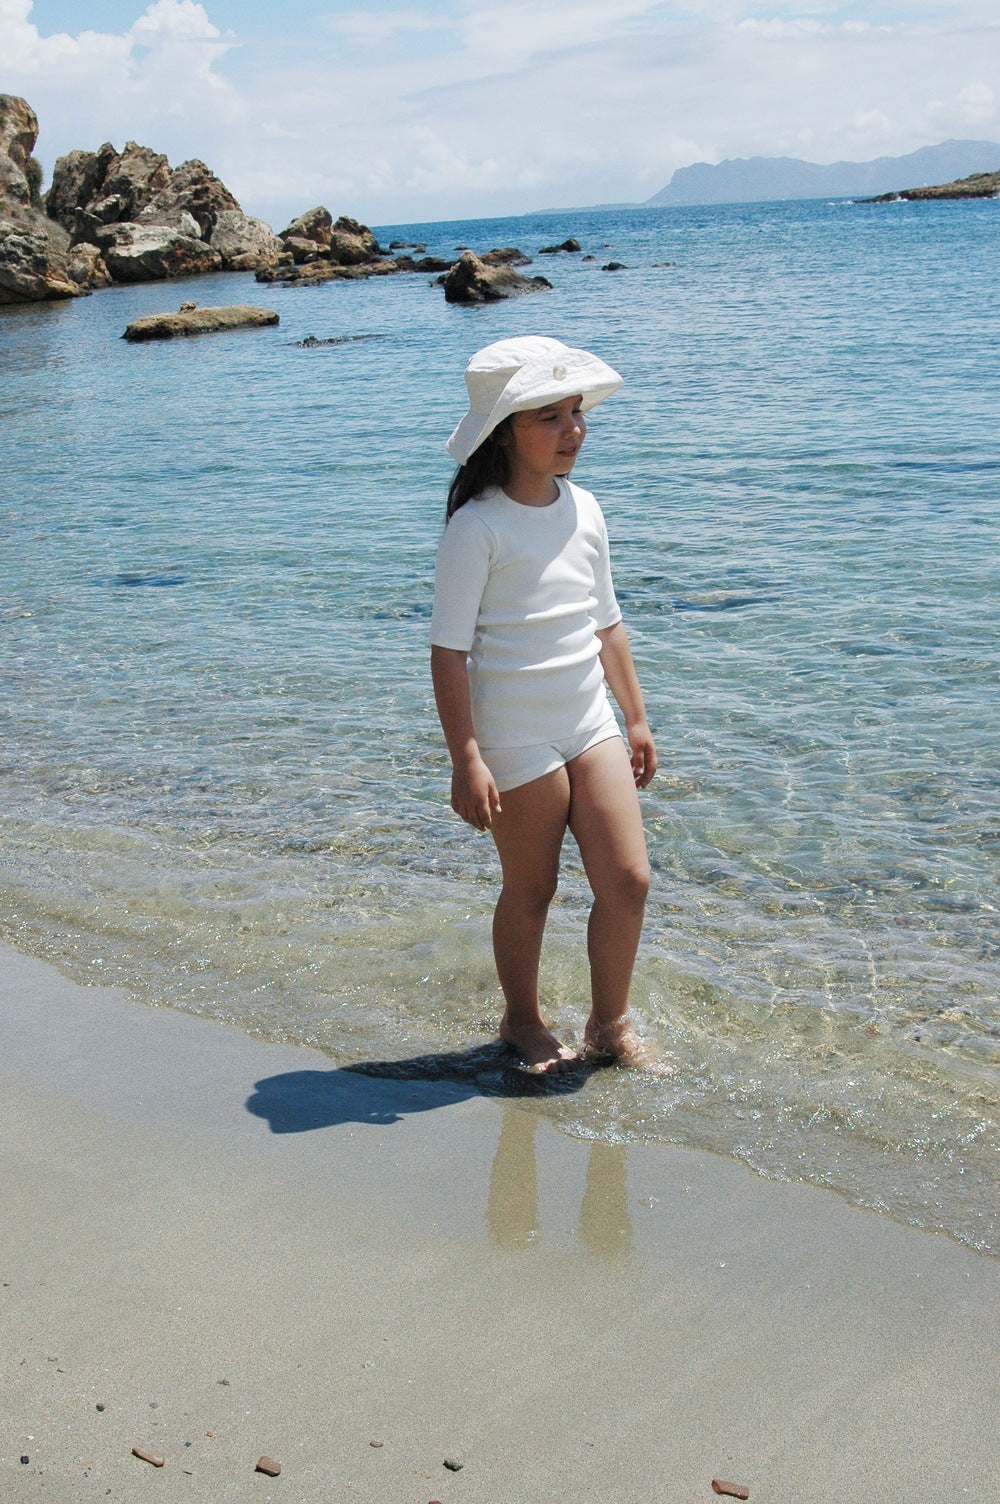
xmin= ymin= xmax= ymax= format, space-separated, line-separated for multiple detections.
xmin=327 ymin=215 xmax=380 ymax=265
xmin=123 ymin=304 xmax=280 ymax=341
xmin=262 ymin=208 xmax=390 ymax=283
xmin=209 ymin=209 xmax=283 ymax=271
xmin=539 ymin=237 xmax=581 ymax=254
xmin=256 ymin=256 xmax=400 ymax=287
xmin=0 ymin=95 xmax=84 ymax=302
xmin=440 ymin=249 xmax=551 ymax=304
xmin=279 ymin=206 xmax=333 ymax=246
xmin=65 ymin=240 xmax=112 ymax=289
xmin=0 ymin=215 xmax=80 ymax=304
xmin=94 ymin=221 xmax=222 ymax=283
xmin=0 ymin=94 xmax=44 ymax=209
xmin=392 ymin=253 xmax=451 ymax=273
xmin=89 ymin=141 xmax=172 ymax=223
xmin=277 ymin=207 xmax=380 ymax=265
xmin=141 ymin=157 xmax=239 ymax=236
xmin=283 ymin=233 xmax=326 ymax=265
xmin=481 ymin=246 xmax=532 ymax=266
xmin=45 ymin=144 xmax=116 ymax=232
xmin=44 ymin=136 xmax=278 ymax=280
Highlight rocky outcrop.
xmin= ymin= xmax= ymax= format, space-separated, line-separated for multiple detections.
xmin=257 ymin=209 xmax=398 ymax=285
xmin=94 ymin=221 xmax=223 ymax=283
xmin=210 ymin=209 xmax=283 ymax=271
xmin=2 ymin=96 xmax=578 ymax=308
xmin=480 ymin=247 xmax=532 ymax=266
xmin=0 ymin=95 xmax=83 ymax=304
xmin=123 ymin=303 xmax=280 ymax=341
xmin=0 ymin=93 xmax=43 ymax=209
xmin=45 ymin=137 xmax=282 ymax=284
xmin=539 ymin=237 xmax=581 ymax=254
xmin=867 ymin=169 xmax=1000 ymax=202
xmin=0 ymin=218 xmax=80 ymax=303
xmin=440 ymin=249 xmax=551 ymax=304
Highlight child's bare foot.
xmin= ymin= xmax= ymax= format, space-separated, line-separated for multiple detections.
xmin=582 ymin=1016 xmax=673 ymax=1075
xmin=500 ymin=1018 xmax=579 ymax=1074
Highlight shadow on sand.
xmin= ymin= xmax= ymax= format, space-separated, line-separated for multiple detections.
xmin=246 ymin=1041 xmax=595 ymax=1134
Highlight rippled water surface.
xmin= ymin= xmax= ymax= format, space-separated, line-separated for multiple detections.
xmin=2 ymin=199 xmax=997 ymax=1253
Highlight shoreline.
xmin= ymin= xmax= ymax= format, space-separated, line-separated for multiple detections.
xmin=2 ymin=939 xmax=998 ymax=1503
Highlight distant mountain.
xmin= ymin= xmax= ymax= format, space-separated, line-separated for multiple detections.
xmin=648 ymin=141 xmax=1000 ymax=207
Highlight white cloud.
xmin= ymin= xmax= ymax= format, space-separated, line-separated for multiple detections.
xmin=2 ymin=0 xmax=998 ymax=225
xmin=321 ymin=9 xmax=448 ymax=47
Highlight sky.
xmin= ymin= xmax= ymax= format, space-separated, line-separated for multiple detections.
xmin=2 ymin=0 xmax=998 ymax=228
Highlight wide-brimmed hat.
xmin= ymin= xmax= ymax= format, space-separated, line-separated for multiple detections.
xmin=446 ymin=336 xmax=623 ymax=465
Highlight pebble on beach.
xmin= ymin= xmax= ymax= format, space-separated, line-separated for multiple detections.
xmin=711 ymin=1481 xmax=749 ymax=1499
xmin=255 ymin=1455 xmax=282 ymax=1477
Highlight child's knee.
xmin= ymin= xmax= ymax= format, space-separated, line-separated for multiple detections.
xmin=594 ymin=858 xmax=649 ymax=910
xmin=502 ymin=871 xmax=559 ymax=914
xmin=623 ymin=860 xmax=651 ymax=908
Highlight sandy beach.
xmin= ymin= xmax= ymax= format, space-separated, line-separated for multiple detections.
xmin=2 ymin=940 xmax=997 ymax=1504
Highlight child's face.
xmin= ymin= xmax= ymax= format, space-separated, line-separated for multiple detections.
xmin=508 ymin=395 xmax=586 ymax=484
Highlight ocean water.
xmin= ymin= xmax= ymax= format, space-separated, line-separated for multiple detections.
xmin=1 ymin=198 xmax=997 ymax=1254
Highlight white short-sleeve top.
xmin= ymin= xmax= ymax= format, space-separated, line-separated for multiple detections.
xmin=430 ymin=478 xmax=622 ymax=748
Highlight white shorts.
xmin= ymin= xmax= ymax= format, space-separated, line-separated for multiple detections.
xmin=480 ymin=712 xmax=623 ymax=795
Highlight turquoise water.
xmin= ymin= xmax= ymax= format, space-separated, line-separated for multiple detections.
xmin=1 ymin=198 xmax=997 ymax=1253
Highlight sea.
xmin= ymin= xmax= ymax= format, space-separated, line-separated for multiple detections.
xmin=2 ymin=198 xmax=997 ymax=1256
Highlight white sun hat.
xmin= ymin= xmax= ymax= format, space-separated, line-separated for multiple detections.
xmin=446 ymin=335 xmax=623 ymax=465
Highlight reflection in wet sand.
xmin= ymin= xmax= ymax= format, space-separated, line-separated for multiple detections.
xmin=487 ymin=1104 xmax=634 ymax=1259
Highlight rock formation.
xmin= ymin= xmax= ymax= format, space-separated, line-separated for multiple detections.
xmin=256 ymin=209 xmax=399 ymax=285
xmin=0 ymin=95 xmax=80 ymax=303
xmin=2 ymin=96 xmax=565 ymax=309
xmin=439 ymin=249 xmax=552 ymax=303
xmin=45 ymin=137 xmax=282 ymax=284
xmin=867 ymin=169 xmax=999 ymax=202
xmin=122 ymin=303 xmax=280 ymax=341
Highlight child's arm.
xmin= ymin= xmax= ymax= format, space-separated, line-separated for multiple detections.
xmin=430 ymin=645 xmax=502 ymax=831
xmin=596 ymin=622 xmax=658 ymax=789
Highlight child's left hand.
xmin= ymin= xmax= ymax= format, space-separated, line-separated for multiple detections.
xmin=627 ymin=722 xmax=658 ymax=789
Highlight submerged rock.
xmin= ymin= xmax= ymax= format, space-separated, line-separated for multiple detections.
xmin=122 ymin=304 xmax=280 ymax=341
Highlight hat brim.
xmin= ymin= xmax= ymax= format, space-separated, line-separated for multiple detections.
xmin=446 ymin=347 xmax=622 ymax=465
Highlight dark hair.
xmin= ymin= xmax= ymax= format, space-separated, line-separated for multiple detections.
xmin=446 ymin=419 xmax=513 ymax=520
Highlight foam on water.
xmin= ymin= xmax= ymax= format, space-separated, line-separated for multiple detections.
xmin=1 ymin=199 xmax=997 ymax=1252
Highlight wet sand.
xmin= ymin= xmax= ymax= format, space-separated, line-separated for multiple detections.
xmin=2 ymin=941 xmax=997 ymax=1503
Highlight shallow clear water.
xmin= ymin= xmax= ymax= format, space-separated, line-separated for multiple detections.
xmin=1 ymin=198 xmax=997 ymax=1253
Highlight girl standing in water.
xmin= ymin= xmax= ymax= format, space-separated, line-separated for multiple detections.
xmin=431 ymin=336 xmax=662 ymax=1075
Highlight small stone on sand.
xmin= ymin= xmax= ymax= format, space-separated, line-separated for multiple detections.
xmin=712 ymin=1481 xmax=749 ymax=1499
xmin=255 ymin=1456 xmax=281 ymax=1477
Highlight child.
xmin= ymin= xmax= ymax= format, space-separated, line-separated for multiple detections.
xmin=430 ymin=336 xmax=662 ymax=1075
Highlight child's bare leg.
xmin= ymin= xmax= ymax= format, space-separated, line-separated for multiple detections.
xmin=568 ymin=738 xmax=670 ymax=1072
xmin=490 ymin=768 xmax=577 ymax=1073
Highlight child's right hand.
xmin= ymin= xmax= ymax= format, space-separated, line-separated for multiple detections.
xmin=451 ymin=756 xmax=502 ymax=832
